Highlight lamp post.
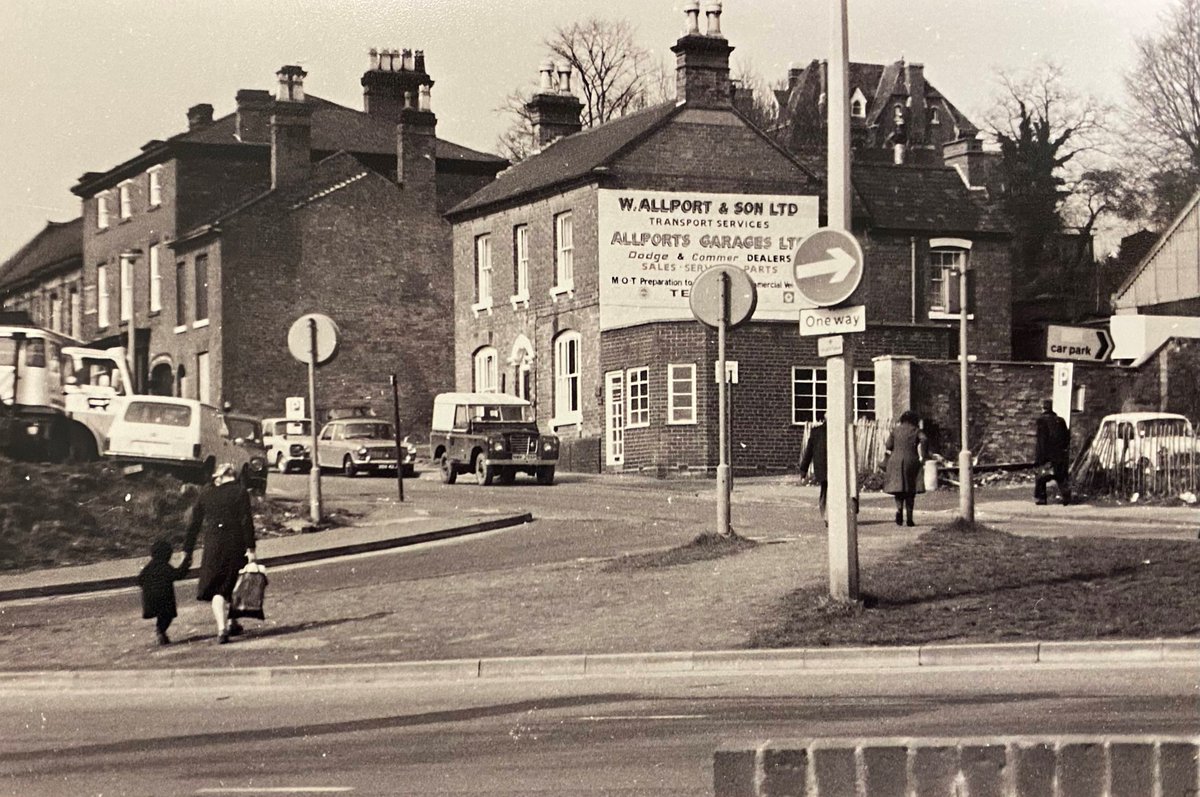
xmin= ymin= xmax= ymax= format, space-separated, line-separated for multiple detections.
xmin=120 ymin=248 xmax=144 ymax=393
xmin=957 ymin=257 xmax=974 ymax=522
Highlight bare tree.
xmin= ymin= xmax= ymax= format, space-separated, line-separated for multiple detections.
xmin=495 ymin=17 xmax=669 ymax=161
xmin=730 ymin=58 xmax=785 ymax=139
xmin=1122 ymin=0 xmax=1200 ymax=226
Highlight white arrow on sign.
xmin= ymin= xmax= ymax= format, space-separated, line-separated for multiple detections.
xmin=794 ymin=247 xmax=856 ymax=283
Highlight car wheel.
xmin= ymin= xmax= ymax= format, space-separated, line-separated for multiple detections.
xmin=343 ymin=456 xmax=358 ymax=477
xmin=497 ymin=468 xmax=515 ymax=485
xmin=475 ymin=456 xmax=494 ymax=486
xmin=440 ymin=454 xmax=457 ymax=484
xmin=536 ymin=465 xmax=555 ymax=486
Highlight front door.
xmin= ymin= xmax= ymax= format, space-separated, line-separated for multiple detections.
xmin=605 ymin=371 xmax=624 ymax=467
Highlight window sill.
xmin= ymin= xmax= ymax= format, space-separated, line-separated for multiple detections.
xmin=192 ymin=318 xmax=209 ymax=329
xmin=928 ymin=311 xmax=976 ymax=321
xmin=666 ymin=418 xmax=698 ymax=426
xmin=118 ymin=217 xmax=132 ymax=224
xmin=148 ymin=203 xmax=161 ymax=211
xmin=509 ymin=293 xmax=530 ymax=310
xmin=550 ymin=414 xmax=581 ymax=429
xmin=174 ymin=324 xmax=188 ymax=334
xmin=549 ymin=284 xmax=575 ymax=302
xmin=471 ymin=300 xmax=494 ymax=317
xmin=149 ymin=309 xmax=161 ymax=317
xmin=626 ymin=421 xmax=650 ymax=430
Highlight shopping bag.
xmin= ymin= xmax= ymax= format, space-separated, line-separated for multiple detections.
xmin=231 ymin=562 xmax=268 ymax=620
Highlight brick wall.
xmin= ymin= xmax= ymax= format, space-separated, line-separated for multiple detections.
xmin=714 ymin=736 xmax=1200 ymax=796
xmin=911 ymin=360 xmax=1144 ymax=463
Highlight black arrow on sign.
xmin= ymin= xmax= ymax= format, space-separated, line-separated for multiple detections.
xmin=1096 ymin=329 xmax=1112 ymax=360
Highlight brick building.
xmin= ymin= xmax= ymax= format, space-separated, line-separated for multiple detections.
xmin=69 ymin=51 xmax=504 ymax=430
xmin=0 ymin=219 xmax=84 ymax=339
xmin=447 ymin=3 xmax=1012 ymax=473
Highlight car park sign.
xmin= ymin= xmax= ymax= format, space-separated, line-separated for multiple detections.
xmin=792 ymin=228 xmax=864 ymax=307
xmin=1046 ymin=324 xmax=1113 ymax=362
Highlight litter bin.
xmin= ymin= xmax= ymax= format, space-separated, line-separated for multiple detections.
xmin=923 ymin=459 xmax=939 ymax=492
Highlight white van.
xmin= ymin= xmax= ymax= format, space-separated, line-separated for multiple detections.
xmin=105 ymin=395 xmax=258 ymax=483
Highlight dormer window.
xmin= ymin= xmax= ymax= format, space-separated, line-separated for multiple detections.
xmin=850 ymin=88 xmax=866 ymax=118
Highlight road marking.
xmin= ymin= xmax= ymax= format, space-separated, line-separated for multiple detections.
xmin=579 ymin=714 xmax=707 ymax=721
xmin=196 ymin=789 xmax=353 ymax=794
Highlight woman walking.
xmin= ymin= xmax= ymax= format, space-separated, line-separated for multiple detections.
xmin=883 ymin=410 xmax=927 ymax=527
xmin=182 ymin=463 xmax=257 ymax=644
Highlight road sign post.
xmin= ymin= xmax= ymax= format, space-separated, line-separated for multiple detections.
xmin=690 ymin=265 xmax=757 ymax=539
xmin=389 ymin=374 xmax=405 ymax=503
xmin=288 ymin=313 xmax=339 ymax=525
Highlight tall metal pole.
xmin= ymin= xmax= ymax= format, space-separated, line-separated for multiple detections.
xmin=958 ymin=266 xmax=974 ymax=522
xmin=389 ymin=373 xmax=405 ymax=503
xmin=307 ymin=318 xmax=323 ymax=524
xmin=716 ymin=272 xmax=731 ymax=537
xmin=126 ymin=254 xmax=136 ymax=392
xmin=825 ymin=0 xmax=858 ymax=601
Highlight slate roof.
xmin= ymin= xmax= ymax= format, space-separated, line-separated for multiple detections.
xmin=448 ymin=102 xmax=682 ymax=217
xmin=851 ymin=163 xmax=1009 ymax=235
xmin=75 ymin=95 xmax=503 ymax=196
xmin=0 ymin=218 xmax=82 ymax=292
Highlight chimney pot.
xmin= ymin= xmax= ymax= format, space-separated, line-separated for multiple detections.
xmin=404 ymin=90 xmax=415 ymax=109
xmin=556 ymin=61 xmax=572 ymax=93
xmin=539 ymin=59 xmax=555 ymax=92
xmin=893 ymin=143 xmax=906 ymax=165
xmin=402 ymin=48 xmax=414 ymax=71
xmin=418 ymin=83 xmax=432 ymax=112
xmin=369 ymin=48 xmax=379 ymax=70
xmin=683 ymin=1 xmax=700 ymax=35
xmin=704 ymin=0 xmax=724 ymax=37
xmin=275 ymin=65 xmax=307 ymax=102
xmin=414 ymin=50 xmax=426 ymax=73
xmin=186 ymin=103 xmax=214 ymax=130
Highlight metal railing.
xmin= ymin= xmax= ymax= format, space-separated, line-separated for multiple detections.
xmin=1071 ymin=419 xmax=1199 ymax=499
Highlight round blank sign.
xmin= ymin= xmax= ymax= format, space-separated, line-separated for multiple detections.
xmin=689 ymin=265 xmax=758 ymax=330
xmin=288 ymin=313 xmax=340 ymax=365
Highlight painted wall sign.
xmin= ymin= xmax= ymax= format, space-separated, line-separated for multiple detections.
xmin=598 ymin=189 xmax=820 ymax=330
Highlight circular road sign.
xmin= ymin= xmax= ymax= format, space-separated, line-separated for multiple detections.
xmin=689 ymin=264 xmax=758 ymax=330
xmin=288 ymin=313 xmax=340 ymax=366
xmin=792 ymin=227 xmax=864 ymax=307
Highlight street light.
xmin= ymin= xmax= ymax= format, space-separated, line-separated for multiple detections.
xmin=956 ymin=255 xmax=974 ymax=523
xmin=120 ymin=248 xmax=143 ymax=393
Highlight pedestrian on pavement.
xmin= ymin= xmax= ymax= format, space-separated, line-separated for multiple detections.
xmin=799 ymin=415 xmax=828 ymax=523
xmin=182 ymin=463 xmax=258 ymax=644
xmin=136 ymin=538 xmax=189 ymax=646
xmin=883 ymin=410 xmax=927 ymax=527
xmin=1034 ymin=399 xmax=1072 ymax=506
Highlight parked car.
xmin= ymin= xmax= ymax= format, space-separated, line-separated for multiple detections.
xmin=104 ymin=396 xmax=263 ymax=486
xmin=429 ymin=392 xmax=559 ymax=485
xmin=262 ymin=417 xmax=313 ymax=473
xmin=1088 ymin=412 xmax=1200 ymax=472
xmin=224 ymin=414 xmax=270 ymax=494
xmin=315 ymin=418 xmax=413 ymax=477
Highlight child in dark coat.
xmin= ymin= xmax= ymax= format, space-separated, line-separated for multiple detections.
xmin=137 ymin=539 xmax=190 ymax=645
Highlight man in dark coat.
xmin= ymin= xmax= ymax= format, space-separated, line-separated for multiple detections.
xmin=182 ymin=463 xmax=258 ymax=644
xmin=1034 ymin=399 xmax=1072 ymax=506
xmin=799 ymin=417 xmax=828 ymax=522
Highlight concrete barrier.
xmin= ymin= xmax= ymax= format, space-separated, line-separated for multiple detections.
xmin=714 ymin=736 xmax=1200 ymax=796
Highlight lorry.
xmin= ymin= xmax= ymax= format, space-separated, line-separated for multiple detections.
xmin=0 ymin=318 xmax=133 ymax=462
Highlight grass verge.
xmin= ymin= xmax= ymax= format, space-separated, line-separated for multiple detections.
xmin=751 ymin=519 xmax=1200 ymax=647
xmin=603 ymin=531 xmax=757 ymax=573
xmin=0 ymin=457 xmax=356 ymax=573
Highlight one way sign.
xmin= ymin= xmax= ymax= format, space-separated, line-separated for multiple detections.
xmin=792 ymin=228 xmax=864 ymax=307
xmin=1046 ymin=324 xmax=1113 ymax=362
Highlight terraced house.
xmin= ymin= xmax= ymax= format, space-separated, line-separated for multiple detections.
xmin=69 ymin=51 xmax=504 ymax=430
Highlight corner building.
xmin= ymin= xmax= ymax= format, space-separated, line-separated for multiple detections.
xmin=447 ymin=3 xmax=1012 ymax=473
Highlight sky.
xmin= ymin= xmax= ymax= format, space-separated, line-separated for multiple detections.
xmin=0 ymin=0 xmax=1177 ymax=262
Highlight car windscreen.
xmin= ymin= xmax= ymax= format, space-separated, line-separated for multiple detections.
xmin=470 ymin=404 xmax=533 ymax=422
xmin=124 ymin=401 xmax=192 ymax=427
xmin=342 ymin=422 xmax=393 ymax=439
xmin=227 ymin=418 xmax=261 ymax=441
xmin=1137 ymin=419 xmax=1192 ymax=437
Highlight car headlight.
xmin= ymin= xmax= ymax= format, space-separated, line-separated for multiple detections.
xmin=250 ymin=456 xmax=266 ymax=472
xmin=491 ymin=440 xmax=507 ymax=452
xmin=542 ymin=436 xmax=559 ymax=452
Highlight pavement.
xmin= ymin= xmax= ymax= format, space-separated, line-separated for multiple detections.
xmin=0 ymin=477 xmax=1196 ymax=689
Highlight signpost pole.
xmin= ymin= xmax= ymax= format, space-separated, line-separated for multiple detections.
xmin=824 ymin=0 xmax=858 ymax=601
xmin=717 ymin=272 xmax=732 ymax=538
xmin=958 ymin=265 xmax=974 ymax=522
xmin=389 ymin=373 xmax=405 ymax=503
xmin=307 ymin=318 xmax=323 ymax=525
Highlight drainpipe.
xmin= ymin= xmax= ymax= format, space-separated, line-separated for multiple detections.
xmin=910 ymin=237 xmax=917 ymax=323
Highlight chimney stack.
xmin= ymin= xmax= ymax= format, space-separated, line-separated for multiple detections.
xmin=525 ymin=60 xmax=583 ymax=150
xmin=397 ymin=81 xmax=437 ymax=187
xmin=235 ymin=89 xmax=273 ymax=143
xmin=270 ymin=65 xmax=313 ymax=189
xmin=671 ymin=0 xmax=735 ymax=109
xmin=904 ymin=62 xmax=927 ymax=145
xmin=362 ymin=46 xmax=434 ymax=122
xmin=944 ymin=135 xmax=1000 ymax=194
xmin=186 ymin=103 xmax=214 ymax=131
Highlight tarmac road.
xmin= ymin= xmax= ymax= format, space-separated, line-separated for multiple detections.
xmin=1 ymin=662 xmax=1195 ymax=796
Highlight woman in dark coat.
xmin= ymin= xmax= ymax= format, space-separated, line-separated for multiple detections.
xmin=883 ymin=410 xmax=927 ymax=527
xmin=182 ymin=463 xmax=257 ymax=644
